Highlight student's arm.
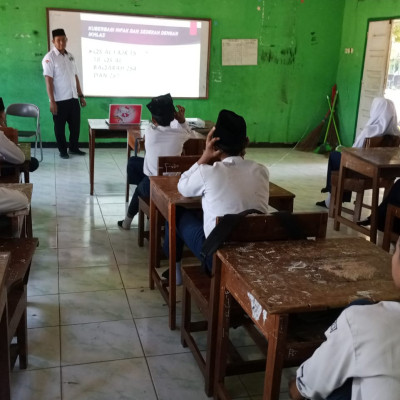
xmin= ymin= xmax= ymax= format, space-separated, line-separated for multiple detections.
xmin=75 ymin=75 xmax=86 ymax=108
xmin=44 ymin=75 xmax=57 ymax=115
xmin=294 ymin=310 xmax=356 ymax=399
xmin=178 ymin=128 xmax=221 ymax=197
xmin=0 ymin=130 xmax=25 ymax=164
xmin=0 ymin=188 xmax=29 ymax=214
xmin=197 ymin=127 xmax=221 ymax=165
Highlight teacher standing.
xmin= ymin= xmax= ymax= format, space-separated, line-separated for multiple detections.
xmin=42 ymin=28 xmax=86 ymax=159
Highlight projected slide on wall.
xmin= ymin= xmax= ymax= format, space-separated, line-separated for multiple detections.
xmin=47 ymin=9 xmax=211 ymax=98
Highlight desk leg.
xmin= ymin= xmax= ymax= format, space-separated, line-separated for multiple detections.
xmin=214 ymin=281 xmax=231 ymax=400
xmin=89 ymin=127 xmax=95 ymax=196
xmin=149 ymin=198 xmax=157 ymax=290
xmin=369 ymin=174 xmax=380 ymax=244
xmin=334 ymin=163 xmax=346 ymax=231
xmin=126 ymin=144 xmax=132 ymax=203
xmin=0 ymin=292 xmax=11 ymax=400
xmin=168 ymin=205 xmax=176 ymax=330
xmin=263 ymin=315 xmax=288 ymax=400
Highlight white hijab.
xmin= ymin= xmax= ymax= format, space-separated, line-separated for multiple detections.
xmin=353 ymin=97 xmax=399 ymax=148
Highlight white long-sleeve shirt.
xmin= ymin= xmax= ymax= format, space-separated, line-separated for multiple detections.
xmin=0 ymin=130 xmax=25 ymax=164
xmin=178 ymin=156 xmax=269 ymax=237
xmin=143 ymin=119 xmax=203 ymax=176
xmin=0 ymin=187 xmax=29 ymax=214
xmin=296 ymin=301 xmax=400 ymax=400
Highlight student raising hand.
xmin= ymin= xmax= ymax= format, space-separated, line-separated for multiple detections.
xmin=197 ymin=127 xmax=221 ymax=165
xmin=174 ymin=105 xmax=186 ymax=123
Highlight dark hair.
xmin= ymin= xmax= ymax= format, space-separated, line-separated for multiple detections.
xmin=153 ymin=113 xmax=174 ymax=127
xmin=214 ymin=140 xmax=246 ymax=156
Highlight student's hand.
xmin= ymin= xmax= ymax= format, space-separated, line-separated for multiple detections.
xmin=175 ymin=105 xmax=185 ymax=123
xmin=50 ymin=101 xmax=57 ymax=115
xmin=80 ymin=97 xmax=87 ymax=108
xmin=197 ymin=127 xmax=221 ymax=165
xmin=288 ymin=378 xmax=305 ymax=400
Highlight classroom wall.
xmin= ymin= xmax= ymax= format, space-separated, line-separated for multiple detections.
xmin=0 ymin=0 xmax=345 ymax=144
xmin=336 ymin=0 xmax=400 ymax=146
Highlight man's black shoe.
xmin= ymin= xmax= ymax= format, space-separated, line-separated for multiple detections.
xmin=60 ymin=152 xmax=69 ymax=159
xmin=315 ymin=200 xmax=327 ymax=209
xmin=69 ymin=149 xmax=86 ymax=156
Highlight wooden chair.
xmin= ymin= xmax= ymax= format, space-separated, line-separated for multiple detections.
xmin=181 ymin=212 xmax=328 ymax=396
xmin=0 ymin=238 xmax=38 ymax=399
xmin=382 ymin=203 xmax=400 ymax=251
xmin=181 ymin=138 xmax=206 ymax=156
xmin=137 ymin=154 xmax=202 ymax=247
xmin=329 ymin=134 xmax=400 ymax=221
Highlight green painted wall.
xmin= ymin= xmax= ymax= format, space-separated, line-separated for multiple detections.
xmin=337 ymin=0 xmax=400 ymax=146
xmin=1 ymin=0 xmax=345 ymax=144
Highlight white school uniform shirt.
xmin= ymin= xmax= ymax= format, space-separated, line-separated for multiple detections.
xmin=0 ymin=187 xmax=29 ymax=214
xmin=296 ymin=301 xmax=400 ymax=400
xmin=352 ymin=97 xmax=399 ymax=148
xmin=178 ymin=157 xmax=270 ymax=237
xmin=143 ymin=120 xmax=203 ymax=177
xmin=42 ymin=48 xmax=79 ymax=101
xmin=0 ymin=130 xmax=25 ymax=164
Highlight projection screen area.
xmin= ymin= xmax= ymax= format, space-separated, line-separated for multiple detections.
xmin=47 ymin=9 xmax=211 ymax=98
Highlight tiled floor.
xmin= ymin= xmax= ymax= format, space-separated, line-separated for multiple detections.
xmin=10 ymin=146 xmax=371 ymax=400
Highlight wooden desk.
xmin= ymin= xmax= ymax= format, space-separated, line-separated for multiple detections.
xmin=1 ymin=238 xmax=38 ymax=372
xmin=149 ymin=176 xmax=296 ymax=330
xmin=213 ymin=237 xmax=400 ymax=400
xmin=0 ymin=252 xmax=10 ymax=400
xmin=334 ymin=148 xmax=400 ymax=243
xmin=88 ymin=119 xmax=142 ymax=195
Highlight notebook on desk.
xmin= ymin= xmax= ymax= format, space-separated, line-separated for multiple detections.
xmin=105 ymin=104 xmax=142 ymax=126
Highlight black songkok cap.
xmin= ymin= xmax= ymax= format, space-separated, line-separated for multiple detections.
xmin=52 ymin=28 xmax=66 ymax=38
xmin=147 ymin=93 xmax=175 ymax=118
xmin=0 ymin=98 xmax=4 ymax=112
xmin=213 ymin=110 xmax=247 ymax=154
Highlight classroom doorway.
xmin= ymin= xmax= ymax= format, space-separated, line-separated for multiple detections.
xmin=355 ymin=19 xmax=400 ymax=141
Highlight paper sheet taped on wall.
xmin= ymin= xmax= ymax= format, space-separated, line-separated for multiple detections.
xmin=222 ymin=39 xmax=258 ymax=66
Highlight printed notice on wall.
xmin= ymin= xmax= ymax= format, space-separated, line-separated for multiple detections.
xmin=222 ymin=39 xmax=258 ymax=66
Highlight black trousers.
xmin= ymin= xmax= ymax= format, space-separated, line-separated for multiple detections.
xmin=52 ymin=98 xmax=81 ymax=154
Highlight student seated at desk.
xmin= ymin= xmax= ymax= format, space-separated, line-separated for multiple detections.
xmin=358 ymin=178 xmax=400 ymax=231
xmin=289 ymin=238 xmax=400 ymax=400
xmin=118 ymin=93 xmax=203 ymax=230
xmin=316 ymin=97 xmax=399 ymax=209
xmin=164 ymin=109 xmax=270 ymax=284
xmin=0 ymin=97 xmax=39 ymax=173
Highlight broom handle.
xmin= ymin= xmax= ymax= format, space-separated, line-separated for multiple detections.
xmin=327 ymin=91 xmax=341 ymax=145
xmin=322 ymin=91 xmax=339 ymax=143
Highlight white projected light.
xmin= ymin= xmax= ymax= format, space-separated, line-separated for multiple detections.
xmin=47 ymin=9 xmax=211 ymax=98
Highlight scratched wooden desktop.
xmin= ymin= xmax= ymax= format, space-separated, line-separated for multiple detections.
xmin=148 ymin=175 xmax=296 ymax=330
xmin=213 ymin=237 xmax=400 ymax=400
